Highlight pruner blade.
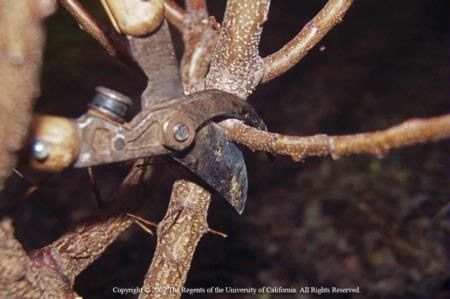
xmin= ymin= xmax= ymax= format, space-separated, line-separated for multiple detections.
xmin=126 ymin=19 xmax=253 ymax=213
xmin=174 ymin=123 xmax=248 ymax=214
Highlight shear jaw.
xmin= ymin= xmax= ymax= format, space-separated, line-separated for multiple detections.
xmin=174 ymin=123 xmax=248 ymax=214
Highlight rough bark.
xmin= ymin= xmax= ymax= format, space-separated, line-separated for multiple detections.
xmin=139 ymin=180 xmax=211 ymax=299
xmin=220 ymin=114 xmax=450 ymax=160
xmin=139 ymin=2 xmax=274 ymax=297
xmin=31 ymin=162 xmax=149 ymax=286
xmin=180 ymin=3 xmax=219 ymax=92
xmin=0 ymin=218 xmax=79 ymax=298
xmin=204 ymin=0 xmax=271 ymax=98
xmin=262 ymin=0 xmax=354 ymax=82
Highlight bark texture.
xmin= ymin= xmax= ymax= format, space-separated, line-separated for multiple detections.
xmin=140 ymin=180 xmax=210 ymax=299
xmin=31 ymin=162 xmax=149 ymax=286
xmin=262 ymin=0 xmax=354 ymax=82
xmin=204 ymin=0 xmax=270 ymax=98
xmin=0 ymin=218 xmax=79 ymax=298
xmin=220 ymin=114 xmax=450 ymax=161
xmin=180 ymin=4 xmax=219 ymax=92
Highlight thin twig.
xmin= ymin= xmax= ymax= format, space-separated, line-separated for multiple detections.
xmin=127 ymin=212 xmax=227 ymax=238
xmin=12 ymin=168 xmax=39 ymax=200
xmin=58 ymin=0 xmax=117 ymax=56
xmin=58 ymin=0 xmax=145 ymax=76
xmin=164 ymin=0 xmax=186 ymax=32
xmin=262 ymin=0 xmax=354 ymax=82
xmin=11 ymin=169 xmax=68 ymax=228
xmin=127 ymin=213 xmax=158 ymax=228
xmin=87 ymin=167 xmax=103 ymax=208
xmin=219 ymin=114 xmax=450 ymax=161
xmin=207 ymin=227 xmax=228 ymax=238
xmin=127 ymin=212 xmax=156 ymax=235
xmin=204 ymin=0 xmax=271 ymax=99
xmin=133 ymin=220 xmax=155 ymax=236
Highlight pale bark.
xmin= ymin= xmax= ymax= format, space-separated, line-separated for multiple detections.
xmin=180 ymin=0 xmax=219 ymax=92
xmin=262 ymin=0 xmax=354 ymax=82
xmin=139 ymin=180 xmax=211 ymax=299
xmin=204 ymin=0 xmax=271 ymax=98
xmin=220 ymin=115 xmax=450 ymax=161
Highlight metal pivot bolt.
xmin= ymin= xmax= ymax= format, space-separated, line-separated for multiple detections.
xmin=163 ymin=116 xmax=195 ymax=151
xmin=172 ymin=123 xmax=190 ymax=142
xmin=89 ymin=86 xmax=133 ymax=122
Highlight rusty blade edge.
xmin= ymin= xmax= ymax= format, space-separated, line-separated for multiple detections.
xmin=173 ymin=123 xmax=248 ymax=214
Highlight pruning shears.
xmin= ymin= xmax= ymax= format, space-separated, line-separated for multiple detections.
xmin=28 ymin=17 xmax=265 ymax=214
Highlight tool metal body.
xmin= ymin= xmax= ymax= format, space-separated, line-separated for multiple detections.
xmin=30 ymin=18 xmax=265 ymax=214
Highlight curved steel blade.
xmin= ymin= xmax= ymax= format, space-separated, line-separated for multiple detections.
xmin=173 ymin=123 xmax=248 ymax=214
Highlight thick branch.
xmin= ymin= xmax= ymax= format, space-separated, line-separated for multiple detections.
xmin=140 ymin=180 xmax=211 ymax=299
xmin=220 ymin=114 xmax=450 ymax=161
xmin=204 ymin=0 xmax=271 ymax=99
xmin=31 ymin=162 xmax=149 ymax=285
xmin=262 ymin=0 xmax=354 ymax=82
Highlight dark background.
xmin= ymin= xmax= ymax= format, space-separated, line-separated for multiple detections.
xmin=5 ymin=0 xmax=450 ymax=298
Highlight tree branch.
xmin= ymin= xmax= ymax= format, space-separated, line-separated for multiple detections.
xmin=0 ymin=218 xmax=80 ymax=298
xmin=31 ymin=162 xmax=149 ymax=286
xmin=262 ymin=0 xmax=354 ymax=82
xmin=220 ymin=114 xmax=450 ymax=161
xmin=139 ymin=3 xmax=274 ymax=297
xmin=204 ymin=0 xmax=271 ymax=99
xmin=180 ymin=1 xmax=219 ymax=92
xmin=139 ymin=180 xmax=211 ymax=298
xmin=164 ymin=0 xmax=186 ymax=32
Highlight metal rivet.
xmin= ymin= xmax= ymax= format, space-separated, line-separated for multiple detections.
xmin=113 ymin=137 xmax=126 ymax=151
xmin=31 ymin=140 xmax=49 ymax=161
xmin=172 ymin=123 xmax=190 ymax=142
